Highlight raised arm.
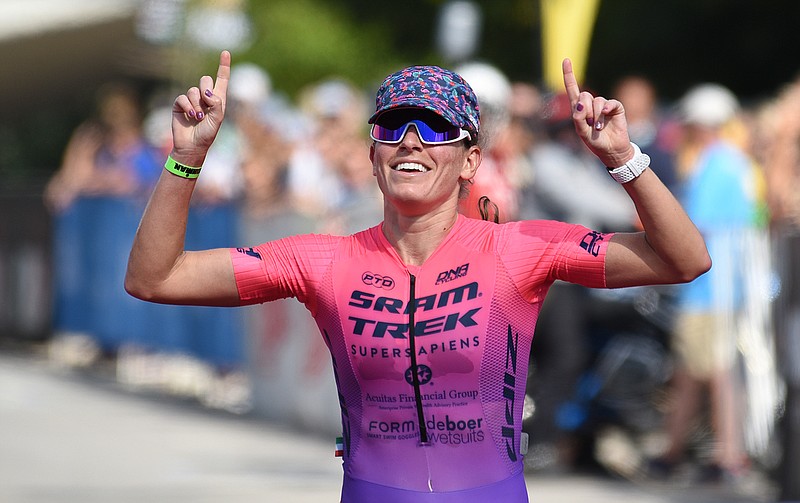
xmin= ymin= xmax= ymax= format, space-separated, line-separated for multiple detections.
xmin=561 ymin=58 xmax=711 ymax=288
xmin=125 ymin=51 xmax=241 ymax=306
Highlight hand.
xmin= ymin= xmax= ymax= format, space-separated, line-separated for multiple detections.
xmin=562 ymin=58 xmax=633 ymax=167
xmin=170 ymin=51 xmax=231 ymax=164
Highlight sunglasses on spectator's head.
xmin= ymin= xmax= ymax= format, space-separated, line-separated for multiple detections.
xmin=370 ymin=108 xmax=472 ymax=145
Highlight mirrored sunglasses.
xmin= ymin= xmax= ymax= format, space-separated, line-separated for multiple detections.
xmin=370 ymin=120 xmax=471 ymax=145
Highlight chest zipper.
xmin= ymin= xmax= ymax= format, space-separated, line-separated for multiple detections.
xmin=408 ymin=274 xmax=430 ymax=446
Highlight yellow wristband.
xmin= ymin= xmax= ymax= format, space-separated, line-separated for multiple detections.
xmin=164 ymin=156 xmax=202 ymax=179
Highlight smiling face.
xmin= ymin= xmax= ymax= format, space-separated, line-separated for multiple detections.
xmin=369 ymin=108 xmax=481 ymax=217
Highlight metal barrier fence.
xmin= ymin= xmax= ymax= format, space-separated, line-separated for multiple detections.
xmin=46 ymin=195 xmax=244 ymax=368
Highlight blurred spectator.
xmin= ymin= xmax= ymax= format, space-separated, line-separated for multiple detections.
xmin=503 ymin=82 xmax=544 ymax=195
xmin=44 ymin=82 xmax=162 ymax=359
xmin=286 ymin=79 xmax=366 ymax=219
xmin=455 ymin=61 xmax=520 ymax=222
xmin=756 ymin=76 xmax=800 ymax=500
xmin=520 ymin=91 xmax=637 ymax=232
xmin=44 ymin=82 xmax=162 ymax=211
xmin=761 ymin=78 xmax=800 ymax=227
xmin=649 ymin=83 xmax=760 ymax=482
xmin=612 ymin=75 xmax=679 ymax=193
xmin=303 ymin=80 xmax=382 ymax=234
xmin=237 ymin=95 xmax=297 ymax=220
xmin=326 ymin=133 xmax=383 ymax=235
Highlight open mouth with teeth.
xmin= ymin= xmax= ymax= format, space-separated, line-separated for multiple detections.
xmin=392 ymin=162 xmax=430 ymax=173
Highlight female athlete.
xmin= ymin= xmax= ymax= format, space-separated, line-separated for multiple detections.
xmin=126 ymin=51 xmax=710 ymax=502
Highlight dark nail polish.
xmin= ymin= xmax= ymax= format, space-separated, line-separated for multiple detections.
xmin=205 ymin=89 xmax=213 ymax=98
xmin=576 ymin=103 xmax=584 ymax=112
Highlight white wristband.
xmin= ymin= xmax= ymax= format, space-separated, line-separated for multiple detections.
xmin=607 ymin=142 xmax=650 ymax=184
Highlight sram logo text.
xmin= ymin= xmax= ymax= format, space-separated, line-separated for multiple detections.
xmin=349 ymin=281 xmax=479 ymax=313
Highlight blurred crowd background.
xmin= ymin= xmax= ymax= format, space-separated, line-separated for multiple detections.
xmin=1 ymin=0 xmax=800 ymax=500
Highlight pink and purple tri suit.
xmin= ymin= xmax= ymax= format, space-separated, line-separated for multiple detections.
xmin=230 ymin=214 xmax=611 ymax=502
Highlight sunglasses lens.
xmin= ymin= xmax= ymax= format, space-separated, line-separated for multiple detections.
xmin=371 ymin=124 xmax=406 ymax=142
xmin=371 ymin=120 xmax=468 ymax=144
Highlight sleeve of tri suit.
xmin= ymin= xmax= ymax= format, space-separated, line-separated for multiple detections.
xmin=498 ymin=219 xmax=612 ymax=297
xmin=228 ymin=234 xmax=341 ymax=310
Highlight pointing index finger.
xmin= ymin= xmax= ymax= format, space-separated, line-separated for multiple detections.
xmin=562 ymin=58 xmax=580 ymax=104
xmin=213 ymin=50 xmax=231 ymax=99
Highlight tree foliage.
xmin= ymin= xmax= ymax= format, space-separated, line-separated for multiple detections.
xmin=238 ymin=0 xmax=413 ymax=96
